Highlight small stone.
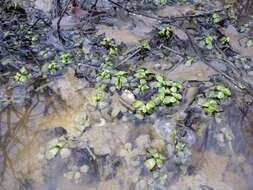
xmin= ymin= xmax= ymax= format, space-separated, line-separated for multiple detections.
xmin=98 ymin=101 xmax=109 ymax=110
xmin=136 ymin=179 xmax=147 ymax=190
xmin=80 ymin=165 xmax=89 ymax=173
xmin=60 ymin=148 xmax=71 ymax=159
xmin=64 ymin=171 xmax=75 ymax=180
xmin=151 ymin=139 xmax=165 ymax=151
xmin=45 ymin=147 xmax=59 ymax=160
xmin=216 ymin=133 xmax=225 ymax=144
xmin=74 ymin=171 xmax=81 ymax=180
xmin=136 ymin=135 xmax=151 ymax=150
xmin=121 ymin=90 xmax=135 ymax=104
xmin=119 ymin=149 xmax=129 ymax=157
xmin=167 ymin=144 xmax=174 ymax=157
xmin=154 ymin=63 xmax=161 ymax=69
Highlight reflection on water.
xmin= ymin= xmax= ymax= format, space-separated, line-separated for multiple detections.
xmin=1 ymin=67 xmax=253 ymax=190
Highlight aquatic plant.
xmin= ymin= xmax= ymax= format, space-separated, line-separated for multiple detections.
xmin=112 ymin=71 xmax=128 ymax=89
xmin=92 ymin=90 xmax=105 ymax=103
xmin=204 ymin=35 xmax=214 ymax=49
xmin=48 ymin=61 xmax=59 ymax=72
xmin=133 ymin=100 xmax=156 ymax=114
xmin=137 ymin=80 xmax=150 ymax=93
xmin=60 ymin=52 xmax=72 ymax=64
xmin=220 ymin=36 xmax=230 ymax=45
xmin=158 ymin=26 xmax=172 ymax=38
xmin=185 ymin=56 xmax=194 ymax=66
xmin=200 ymin=99 xmax=222 ymax=115
xmin=101 ymin=37 xmax=110 ymax=47
xmin=137 ymin=41 xmax=151 ymax=51
xmin=145 ymin=149 xmax=165 ymax=170
xmin=206 ymin=85 xmax=232 ymax=99
xmin=175 ymin=141 xmax=186 ymax=152
xmin=14 ymin=66 xmax=28 ymax=83
xmin=211 ymin=13 xmax=221 ymax=24
xmin=134 ymin=68 xmax=150 ymax=79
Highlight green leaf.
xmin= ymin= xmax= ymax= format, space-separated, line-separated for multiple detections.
xmin=217 ymin=91 xmax=225 ymax=99
xmin=145 ymin=158 xmax=156 ymax=170
xmin=212 ymin=13 xmax=221 ymax=23
xmin=133 ymin=100 xmax=145 ymax=109
xmin=172 ymin=92 xmax=182 ymax=100
xmin=170 ymin=86 xmax=177 ymax=93
xmin=163 ymin=96 xmax=177 ymax=104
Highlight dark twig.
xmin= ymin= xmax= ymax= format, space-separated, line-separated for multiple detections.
xmin=57 ymin=0 xmax=72 ymax=41
xmin=91 ymin=0 xmax=99 ymax=9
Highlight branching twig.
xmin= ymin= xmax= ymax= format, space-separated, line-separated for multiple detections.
xmin=57 ymin=0 xmax=72 ymax=41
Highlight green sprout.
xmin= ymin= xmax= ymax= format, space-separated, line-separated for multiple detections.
xmin=137 ymin=41 xmax=150 ymax=51
xmin=211 ymin=13 xmax=221 ymax=24
xmin=159 ymin=26 xmax=172 ymax=38
xmin=206 ymin=85 xmax=231 ymax=99
xmin=14 ymin=66 xmax=28 ymax=83
xmin=185 ymin=56 xmax=193 ymax=66
xmin=99 ymin=69 xmax=112 ymax=80
xmin=48 ymin=61 xmax=59 ymax=72
xmin=60 ymin=52 xmax=72 ymax=64
xmin=153 ymin=74 xmax=166 ymax=88
xmin=204 ymin=35 xmax=214 ymax=49
xmin=92 ymin=90 xmax=105 ymax=103
xmin=137 ymin=80 xmax=150 ymax=93
xmin=101 ymin=37 xmax=110 ymax=47
xmin=159 ymin=0 xmax=167 ymax=5
xmin=145 ymin=149 xmax=165 ymax=170
xmin=215 ymin=85 xmax=231 ymax=98
xmin=134 ymin=68 xmax=150 ymax=79
xmin=201 ymin=99 xmax=223 ymax=115
xmin=175 ymin=141 xmax=186 ymax=152
xmin=112 ymin=71 xmax=128 ymax=89
xmin=109 ymin=45 xmax=119 ymax=56
xmin=220 ymin=36 xmax=230 ymax=45
xmin=133 ymin=100 xmax=156 ymax=114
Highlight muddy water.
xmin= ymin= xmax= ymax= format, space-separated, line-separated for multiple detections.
xmin=1 ymin=68 xmax=253 ymax=190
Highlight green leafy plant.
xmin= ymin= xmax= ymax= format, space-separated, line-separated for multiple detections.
xmin=112 ymin=71 xmax=128 ymax=89
xmin=204 ymin=35 xmax=214 ymax=49
xmin=99 ymin=69 xmax=112 ymax=80
xmin=133 ymin=100 xmax=156 ymax=114
xmin=175 ymin=141 xmax=186 ymax=152
xmin=101 ymin=37 xmax=110 ymax=47
xmin=215 ymin=85 xmax=231 ymax=98
xmin=145 ymin=149 xmax=165 ymax=170
xmin=206 ymin=85 xmax=231 ymax=99
xmin=159 ymin=26 xmax=172 ymax=38
xmin=137 ymin=80 xmax=150 ymax=93
xmin=200 ymin=99 xmax=222 ymax=115
xmin=60 ymin=52 xmax=72 ymax=64
xmin=14 ymin=66 xmax=28 ymax=83
xmin=211 ymin=13 xmax=221 ymax=24
xmin=137 ymin=41 xmax=150 ymax=51
xmin=220 ymin=36 xmax=230 ymax=45
xmin=48 ymin=61 xmax=59 ymax=72
xmin=185 ymin=56 xmax=193 ymax=66
xmin=92 ymin=90 xmax=105 ymax=103
xmin=109 ymin=45 xmax=119 ymax=56
xmin=134 ymin=68 xmax=150 ymax=79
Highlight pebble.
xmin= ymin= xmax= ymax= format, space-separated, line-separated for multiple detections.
xmin=80 ymin=164 xmax=89 ymax=173
xmin=121 ymin=90 xmax=136 ymax=104
xmin=135 ymin=135 xmax=151 ymax=150
xmin=60 ymin=148 xmax=71 ymax=159
xmin=151 ymin=139 xmax=165 ymax=151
